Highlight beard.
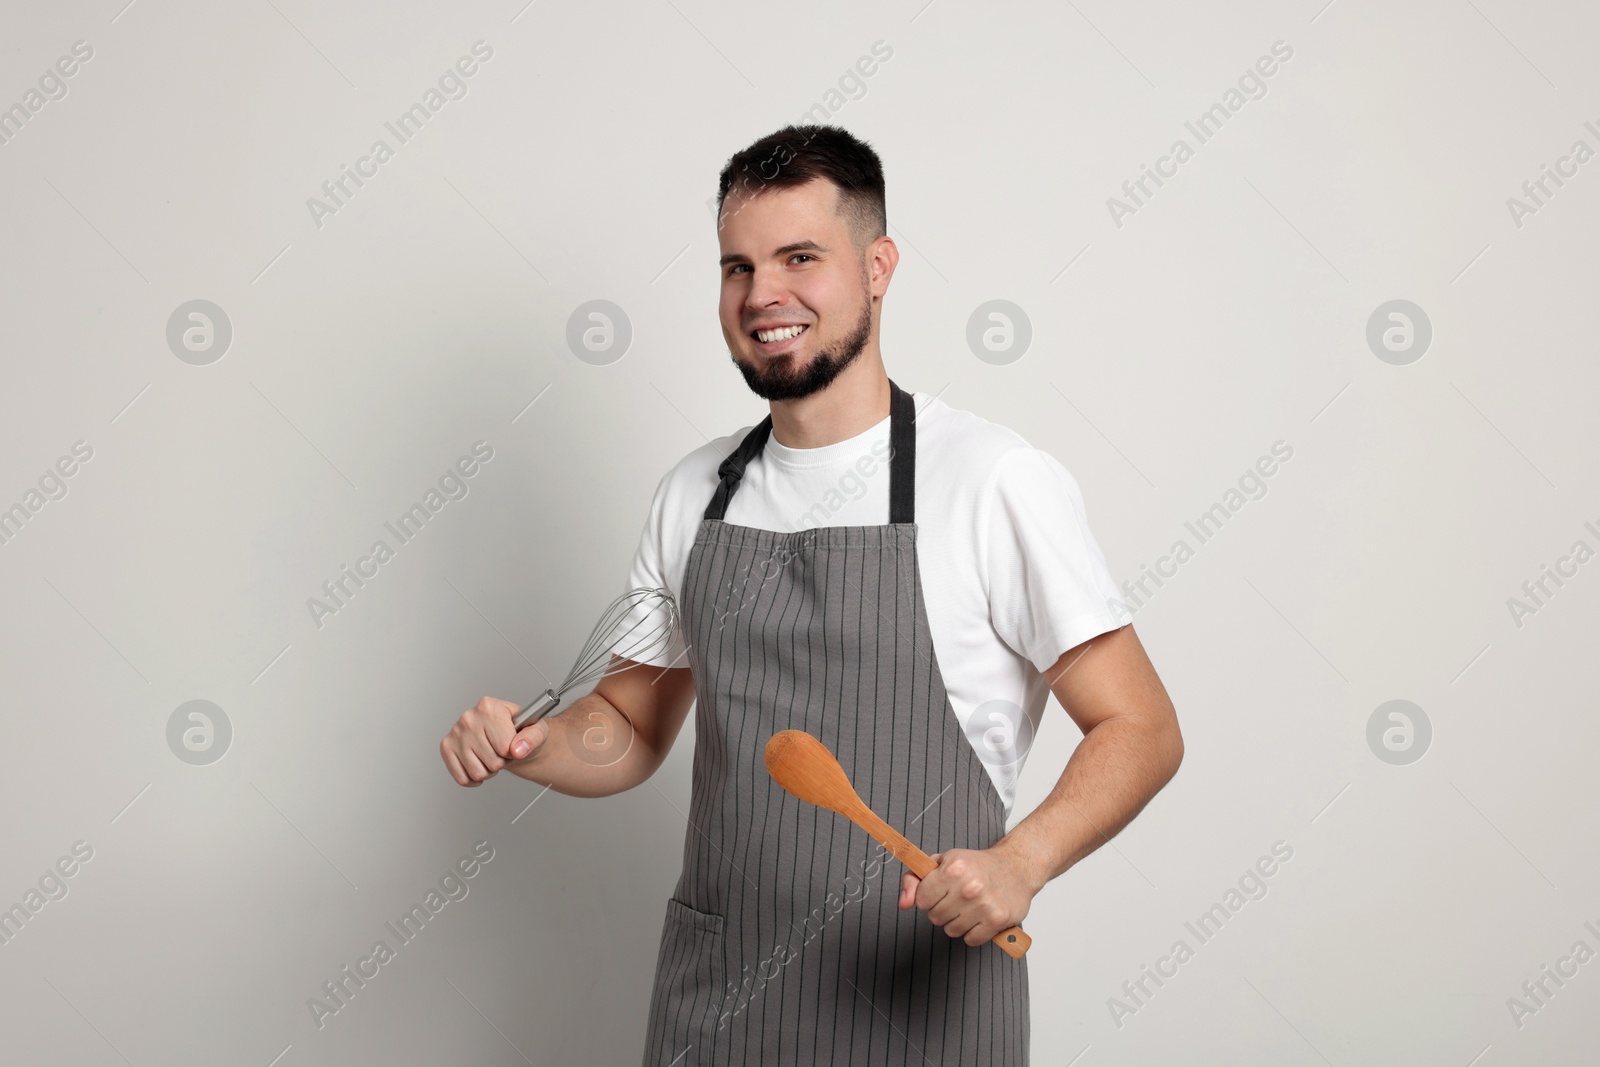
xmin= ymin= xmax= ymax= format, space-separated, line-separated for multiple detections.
xmin=730 ymin=296 xmax=873 ymax=402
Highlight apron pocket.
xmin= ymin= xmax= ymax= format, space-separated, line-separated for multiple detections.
xmin=646 ymin=898 xmax=727 ymax=1065
xmin=665 ymin=896 xmax=724 ymax=938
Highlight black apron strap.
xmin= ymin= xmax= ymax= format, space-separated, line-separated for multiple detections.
xmin=702 ymin=414 xmax=772 ymax=521
xmin=887 ymin=378 xmax=915 ymax=524
xmin=701 ymin=379 xmax=917 ymax=523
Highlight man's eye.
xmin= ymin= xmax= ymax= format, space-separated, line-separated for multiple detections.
xmin=791 ymin=254 xmax=813 ymax=264
xmin=726 ymin=264 xmax=750 ymax=275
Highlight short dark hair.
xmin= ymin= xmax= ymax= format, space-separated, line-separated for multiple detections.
xmin=715 ymin=125 xmax=887 ymax=247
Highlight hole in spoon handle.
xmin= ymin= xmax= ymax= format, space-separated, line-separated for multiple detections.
xmin=995 ymin=925 xmax=1031 ymax=958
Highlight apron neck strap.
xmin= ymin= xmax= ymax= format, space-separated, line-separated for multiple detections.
xmin=887 ymin=379 xmax=915 ymax=524
xmin=702 ymin=379 xmax=917 ymax=523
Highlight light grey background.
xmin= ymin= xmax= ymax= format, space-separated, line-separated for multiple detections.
xmin=2 ymin=0 xmax=1596 ymax=1064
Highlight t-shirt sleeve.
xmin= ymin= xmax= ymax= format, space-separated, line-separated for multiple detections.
xmin=982 ymin=446 xmax=1126 ymax=674
xmin=611 ymin=469 xmax=691 ymax=670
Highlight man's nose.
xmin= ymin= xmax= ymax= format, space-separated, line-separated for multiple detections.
xmin=745 ymin=267 xmax=791 ymax=310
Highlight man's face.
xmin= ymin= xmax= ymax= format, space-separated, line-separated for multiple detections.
xmin=717 ymin=179 xmax=876 ymax=401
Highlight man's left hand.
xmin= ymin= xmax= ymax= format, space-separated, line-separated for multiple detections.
xmin=897 ymin=843 xmax=1041 ymax=946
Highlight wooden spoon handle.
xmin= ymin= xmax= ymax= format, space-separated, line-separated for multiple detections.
xmin=844 ymin=801 xmax=1032 ymax=960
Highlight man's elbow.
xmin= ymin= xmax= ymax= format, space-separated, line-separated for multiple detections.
xmin=1157 ymin=715 xmax=1184 ymax=785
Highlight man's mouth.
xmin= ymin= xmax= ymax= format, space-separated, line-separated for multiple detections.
xmin=751 ymin=324 xmax=809 ymax=345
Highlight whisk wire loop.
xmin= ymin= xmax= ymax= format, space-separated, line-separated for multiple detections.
xmin=511 ymin=587 xmax=679 ymax=730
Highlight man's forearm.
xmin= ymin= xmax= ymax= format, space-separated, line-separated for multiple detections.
xmin=995 ymin=716 xmax=1182 ymax=891
xmin=504 ymin=690 xmax=660 ymax=798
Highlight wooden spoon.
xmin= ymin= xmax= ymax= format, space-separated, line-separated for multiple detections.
xmin=764 ymin=728 xmax=1031 ymax=959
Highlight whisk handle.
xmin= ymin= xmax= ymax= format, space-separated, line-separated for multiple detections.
xmin=512 ymin=690 xmax=560 ymax=729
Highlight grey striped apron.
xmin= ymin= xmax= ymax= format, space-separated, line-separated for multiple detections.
xmin=640 ymin=379 xmax=1029 ymax=1066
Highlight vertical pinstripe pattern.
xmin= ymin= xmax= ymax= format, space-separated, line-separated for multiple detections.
xmin=641 ymin=382 xmax=1028 ymax=1066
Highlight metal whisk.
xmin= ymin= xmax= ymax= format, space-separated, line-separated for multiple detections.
xmin=512 ymin=587 xmax=680 ymax=729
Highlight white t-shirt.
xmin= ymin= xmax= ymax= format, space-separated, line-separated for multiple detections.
xmin=617 ymin=390 xmax=1126 ymax=817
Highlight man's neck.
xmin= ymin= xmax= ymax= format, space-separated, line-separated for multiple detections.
xmin=767 ymin=355 xmax=892 ymax=450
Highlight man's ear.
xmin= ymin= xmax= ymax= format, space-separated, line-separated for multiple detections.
xmin=868 ymin=235 xmax=899 ymax=297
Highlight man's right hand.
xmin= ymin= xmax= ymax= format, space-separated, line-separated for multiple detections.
xmin=438 ymin=659 xmax=698 ymax=797
xmin=439 ymin=696 xmax=550 ymax=787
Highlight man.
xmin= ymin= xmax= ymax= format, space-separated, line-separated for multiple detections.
xmin=440 ymin=125 xmax=1183 ymax=1065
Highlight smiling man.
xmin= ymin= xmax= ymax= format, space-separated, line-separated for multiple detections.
xmin=441 ymin=124 xmax=1183 ymax=1065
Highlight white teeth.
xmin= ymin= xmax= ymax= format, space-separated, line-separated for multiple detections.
xmin=756 ymin=325 xmax=805 ymax=343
